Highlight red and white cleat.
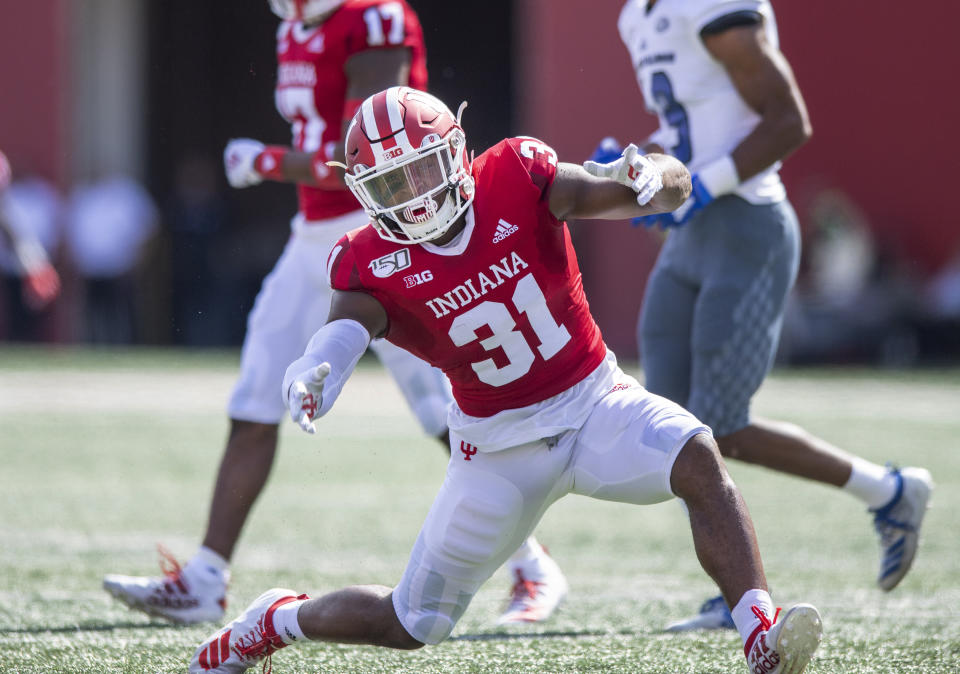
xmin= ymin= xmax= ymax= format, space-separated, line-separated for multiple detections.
xmin=745 ymin=604 xmax=822 ymax=674
xmin=189 ymin=588 xmax=308 ymax=674
xmin=496 ymin=546 xmax=568 ymax=625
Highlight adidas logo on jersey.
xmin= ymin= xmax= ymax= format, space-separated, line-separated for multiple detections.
xmin=492 ymin=218 xmax=518 ymax=243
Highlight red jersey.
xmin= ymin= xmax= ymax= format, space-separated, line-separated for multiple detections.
xmin=328 ymin=137 xmax=607 ymax=417
xmin=275 ymin=0 xmax=428 ymax=221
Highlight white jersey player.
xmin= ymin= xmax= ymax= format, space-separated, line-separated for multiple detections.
xmin=612 ymin=0 xmax=933 ymax=631
xmin=620 ymin=0 xmax=784 ymax=204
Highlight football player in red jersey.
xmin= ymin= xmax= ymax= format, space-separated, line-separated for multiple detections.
xmin=0 ymin=150 xmax=61 ymax=312
xmin=104 ymin=0 xmax=568 ymax=628
xmin=189 ymin=87 xmax=822 ymax=674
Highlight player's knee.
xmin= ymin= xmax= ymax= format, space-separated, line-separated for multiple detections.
xmin=377 ymin=597 xmax=430 ymax=650
xmin=669 ymin=432 xmax=734 ymax=502
xmin=382 ymin=623 xmax=426 ymax=650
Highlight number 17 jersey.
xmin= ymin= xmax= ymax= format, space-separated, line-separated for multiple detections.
xmin=275 ymin=0 xmax=427 ymax=221
xmin=327 ymin=137 xmax=606 ymax=418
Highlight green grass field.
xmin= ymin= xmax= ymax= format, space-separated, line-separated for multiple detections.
xmin=2 ymin=346 xmax=958 ymax=673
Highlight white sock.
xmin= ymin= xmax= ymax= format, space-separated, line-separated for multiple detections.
xmin=272 ymin=598 xmax=308 ymax=645
xmin=731 ymin=589 xmax=775 ymax=651
xmin=508 ymin=536 xmax=543 ymax=568
xmin=843 ymin=457 xmax=898 ymax=509
xmin=184 ymin=546 xmax=230 ymax=585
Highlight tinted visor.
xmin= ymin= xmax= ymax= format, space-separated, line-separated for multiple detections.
xmin=364 ymin=150 xmax=451 ymax=208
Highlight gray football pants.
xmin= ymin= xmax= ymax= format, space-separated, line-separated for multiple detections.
xmin=639 ymin=195 xmax=801 ymax=437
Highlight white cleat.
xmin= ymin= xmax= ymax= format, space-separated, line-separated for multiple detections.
xmin=103 ymin=546 xmax=227 ymax=625
xmin=745 ymin=604 xmax=822 ymax=674
xmin=665 ymin=594 xmax=735 ymax=631
xmin=871 ymin=466 xmax=934 ymax=591
xmin=189 ymin=588 xmax=307 ymax=674
xmin=497 ymin=546 xmax=569 ymax=625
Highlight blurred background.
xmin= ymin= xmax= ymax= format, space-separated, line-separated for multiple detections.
xmin=1 ymin=0 xmax=957 ymax=366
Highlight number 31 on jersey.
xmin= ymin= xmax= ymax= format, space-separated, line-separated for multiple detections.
xmin=449 ymin=274 xmax=571 ymax=387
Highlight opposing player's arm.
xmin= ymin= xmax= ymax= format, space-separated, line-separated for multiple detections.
xmin=550 ymin=153 xmax=691 ymax=221
xmin=703 ymin=21 xmax=812 ymax=182
xmin=282 ymin=289 xmax=389 ymax=434
xmin=280 ymin=47 xmax=413 ymax=184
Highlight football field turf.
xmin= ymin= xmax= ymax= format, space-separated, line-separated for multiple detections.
xmin=1 ymin=347 xmax=958 ymax=672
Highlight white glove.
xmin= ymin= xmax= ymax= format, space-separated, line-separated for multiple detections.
xmin=223 ymin=138 xmax=265 ymax=188
xmin=583 ymin=143 xmax=663 ymax=206
xmin=286 ymin=363 xmax=331 ymax=434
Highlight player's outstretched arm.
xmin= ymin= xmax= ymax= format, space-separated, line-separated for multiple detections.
xmin=282 ymin=290 xmax=388 ymax=434
xmin=223 ymin=48 xmax=413 ymax=191
xmin=703 ymin=21 xmax=812 ymax=183
xmin=551 ymin=149 xmax=691 ymax=221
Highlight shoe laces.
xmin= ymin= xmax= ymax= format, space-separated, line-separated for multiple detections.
xmin=508 ymin=569 xmax=543 ymax=604
xmin=233 ymin=616 xmax=286 ymax=674
xmin=871 ymin=469 xmax=914 ymax=537
xmin=751 ymin=604 xmax=782 ymax=632
xmin=156 ymin=544 xmax=189 ymax=594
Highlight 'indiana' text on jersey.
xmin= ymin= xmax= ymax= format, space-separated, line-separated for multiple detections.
xmin=327 ymin=137 xmax=606 ymax=417
xmin=424 ymin=252 xmax=529 ymax=318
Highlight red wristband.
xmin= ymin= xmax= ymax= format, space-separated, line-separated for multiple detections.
xmin=310 ymin=151 xmax=347 ymax=190
xmin=254 ymin=146 xmax=288 ymax=181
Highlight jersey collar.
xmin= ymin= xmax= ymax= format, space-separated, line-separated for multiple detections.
xmin=419 ymin=204 xmax=476 ymax=256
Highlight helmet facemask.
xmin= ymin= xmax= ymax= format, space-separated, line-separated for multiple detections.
xmin=346 ymin=128 xmax=474 ymax=245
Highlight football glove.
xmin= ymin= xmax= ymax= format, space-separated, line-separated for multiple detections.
xmin=223 ymin=138 xmax=266 ymax=188
xmin=286 ymin=363 xmax=331 ymax=434
xmin=583 ymin=143 xmax=663 ymax=206
xmin=635 ymin=173 xmax=714 ymax=229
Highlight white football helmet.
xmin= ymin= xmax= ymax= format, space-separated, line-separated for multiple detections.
xmin=268 ymin=0 xmax=345 ymax=24
xmin=342 ymin=87 xmax=474 ymax=244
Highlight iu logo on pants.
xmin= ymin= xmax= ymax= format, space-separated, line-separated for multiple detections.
xmin=460 ymin=441 xmax=478 ymax=461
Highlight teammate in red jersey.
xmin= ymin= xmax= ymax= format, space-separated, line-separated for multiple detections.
xmin=105 ymin=0 xmax=568 ymax=628
xmin=189 ymin=87 xmax=822 ymax=674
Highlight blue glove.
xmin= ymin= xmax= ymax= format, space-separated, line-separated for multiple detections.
xmin=632 ymin=173 xmax=714 ymax=229
xmin=589 ymin=137 xmax=624 ymax=165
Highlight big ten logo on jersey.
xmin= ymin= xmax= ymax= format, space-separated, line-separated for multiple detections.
xmin=403 ymin=269 xmax=433 ymax=288
xmin=518 ymin=137 xmax=557 ymax=167
xmin=369 ymin=248 xmax=412 ymax=278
